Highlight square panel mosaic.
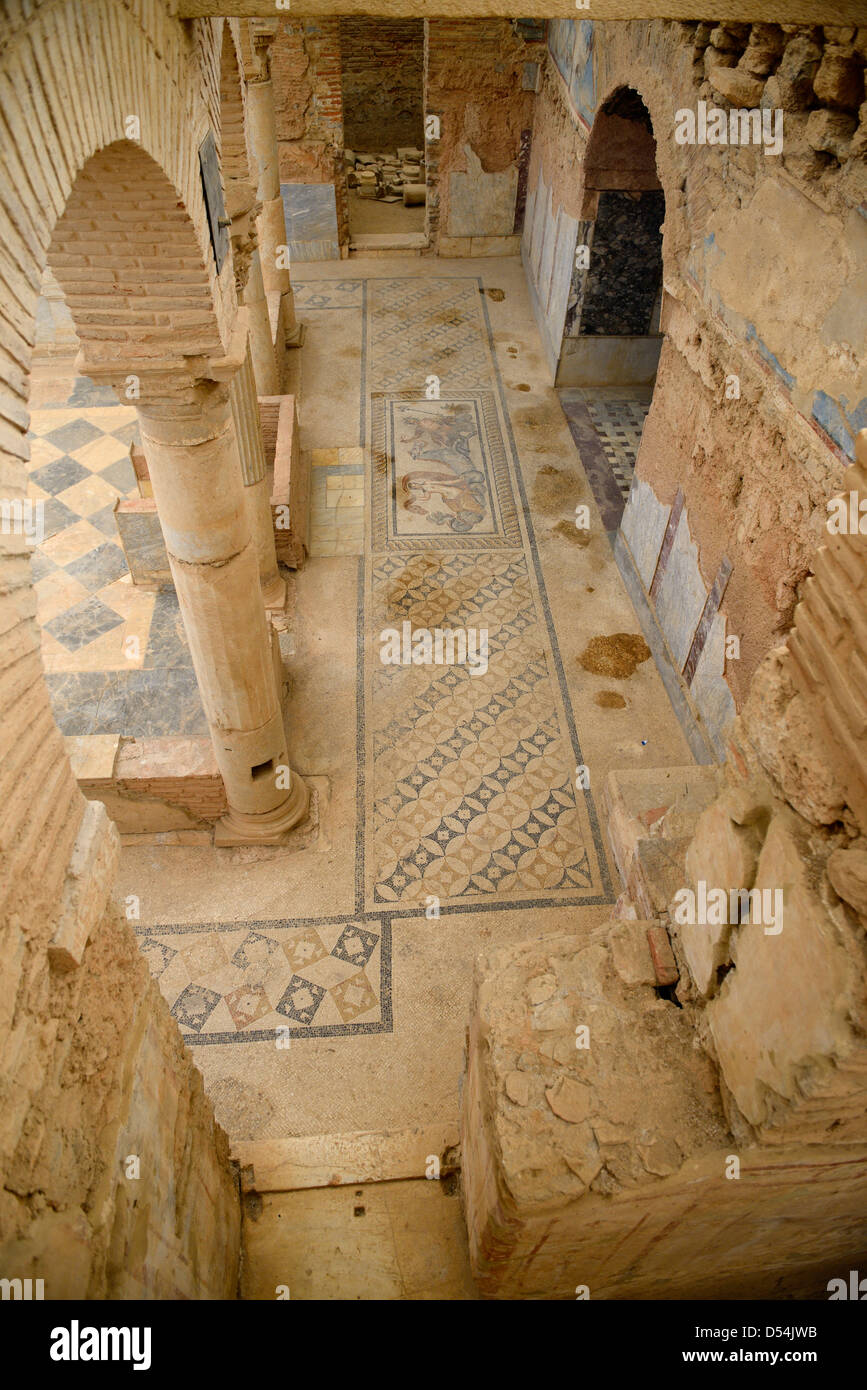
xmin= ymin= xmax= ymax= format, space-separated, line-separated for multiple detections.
xmin=139 ymin=918 xmax=390 ymax=1042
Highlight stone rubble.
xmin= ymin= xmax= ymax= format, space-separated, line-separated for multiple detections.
xmin=345 ymin=146 xmax=427 ymax=203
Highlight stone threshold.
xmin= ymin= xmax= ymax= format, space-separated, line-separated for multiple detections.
xmin=349 ymin=232 xmax=428 ymax=252
xmin=234 ymin=1124 xmax=460 ymax=1193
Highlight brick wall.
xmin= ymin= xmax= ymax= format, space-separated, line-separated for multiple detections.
xmin=270 ymin=19 xmax=348 ymax=246
xmin=0 ymin=0 xmax=240 ymax=1298
xmin=339 ymin=18 xmax=424 ymax=153
xmin=426 ymin=19 xmax=539 ymax=250
xmin=272 ymin=18 xmax=343 ymax=183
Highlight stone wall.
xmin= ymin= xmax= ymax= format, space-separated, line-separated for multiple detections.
xmin=461 ymin=925 xmax=867 ymax=1299
xmin=461 ymin=431 xmax=867 ymax=1298
xmin=524 ymin=19 xmax=866 ymax=742
xmin=0 ymin=1 xmax=243 ymax=1298
xmin=340 ymin=18 xmax=424 ymax=154
xmin=272 ymin=18 xmax=344 ymax=186
xmin=427 ymin=19 xmax=540 ymax=256
xmin=269 ymin=19 xmax=348 ymax=252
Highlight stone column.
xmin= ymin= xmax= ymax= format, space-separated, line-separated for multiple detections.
xmin=130 ymin=369 xmax=308 ymax=845
xmin=229 ymin=339 xmax=285 ymax=612
xmin=243 ymin=249 xmax=280 ymax=395
xmin=246 ymin=33 xmax=302 ymax=349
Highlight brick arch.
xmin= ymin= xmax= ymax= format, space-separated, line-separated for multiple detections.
xmin=0 ymin=0 xmax=233 ymax=930
xmin=49 ymin=141 xmax=224 ymax=369
xmin=584 ymin=85 xmax=664 ymax=193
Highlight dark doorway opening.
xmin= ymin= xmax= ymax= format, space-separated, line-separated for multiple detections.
xmin=339 ymin=18 xmax=427 ymax=247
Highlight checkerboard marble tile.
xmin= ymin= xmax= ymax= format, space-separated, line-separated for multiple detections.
xmin=26 ymin=404 xmax=206 ymax=736
xmin=27 ymin=406 xmax=142 ymax=671
xmin=584 ymin=398 xmax=650 ymax=501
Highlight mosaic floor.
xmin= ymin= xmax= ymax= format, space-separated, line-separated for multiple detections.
xmin=137 ymin=275 xmax=613 ymax=1051
xmin=143 ymin=917 xmax=389 ymax=1043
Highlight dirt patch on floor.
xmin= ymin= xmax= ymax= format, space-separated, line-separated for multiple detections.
xmin=483 ymin=287 xmax=505 ymax=301
xmin=532 ymin=464 xmax=582 ymax=517
xmin=551 ymin=519 xmax=590 ymax=547
xmin=579 ymin=633 xmax=651 ymax=679
xmin=595 ymin=690 xmax=627 ymax=708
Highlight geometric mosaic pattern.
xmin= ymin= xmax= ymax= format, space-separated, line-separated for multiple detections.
xmin=366 ymin=550 xmax=599 ymax=906
xmin=366 ymin=278 xmax=490 ymax=394
xmin=137 ymin=918 xmax=388 ymax=1041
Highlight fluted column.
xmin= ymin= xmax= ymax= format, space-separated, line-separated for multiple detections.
xmin=246 ymin=32 xmax=302 ymax=349
xmin=229 ymin=339 xmax=285 ymax=611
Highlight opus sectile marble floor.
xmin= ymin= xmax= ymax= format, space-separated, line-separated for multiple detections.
xmin=585 ymin=396 xmax=650 ymax=497
xmin=25 ymin=387 xmax=205 ymax=738
xmin=308 ymin=446 xmax=365 ymax=557
xmin=137 ymin=275 xmax=614 ymax=1055
xmin=558 ymin=387 xmax=651 ymax=531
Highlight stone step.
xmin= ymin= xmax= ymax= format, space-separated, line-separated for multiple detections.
xmin=234 ymin=1123 xmax=460 ymax=1192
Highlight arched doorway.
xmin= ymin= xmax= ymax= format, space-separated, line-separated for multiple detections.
xmin=557 ymin=87 xmax=664 ymax=389
xmin=557 ymin=86 xmax=665 ymax=534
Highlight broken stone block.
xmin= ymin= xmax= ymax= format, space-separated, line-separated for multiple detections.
xmin=686 ymin=796 xmax=764 ymax=895
xmin=708 ymin=809 xmax=867 ymax=1140
xmin=741 ymin=648 xmax=846 ymax=826
xmin=707 ymin=64 xmax=766 ymax=108
xmin=739 ymin=23 xmax=785 ymax=76
xmin=805 ymin=107 xmax=857 ymax=158
xmin=505 ymin=1071 xmax=531 ymax=1106
xmin=708 ymin=25 xmax=742 ymax=52
xmin=813 ymin=53 xmax=865 ymax=111
xmin=852 ymin=100 xmax=867 ymax=157
xmin=827 ymin=843 xmax=867 ymax=917
xmin=49 ymin=800 xmax=120 ymax=971
xmin=609 ymin=920 xmax=657 ymax=987
xmin=545 ymin=1076 xmax=592 ymax=1124
xmin=704 ymin=47 xmax=738 ymax=79
xmin=775 ymin=34 xmax=823 ymax=108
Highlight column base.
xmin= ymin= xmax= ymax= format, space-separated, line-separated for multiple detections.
xmin=214 ymin=774 xmax=311 ymax=847
xmin=285 ymin=321 xmax=305 ymax=349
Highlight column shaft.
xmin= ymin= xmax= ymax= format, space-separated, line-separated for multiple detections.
xmin=246 ymin=73 xmax=299 ymax=340
xmin=243 ymin=250 xmax=280 ymax=395
xmin=135 ymin=381 xmax=307 ymax=841
xmin=229 ymin=342 xmax=285 ymax=610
